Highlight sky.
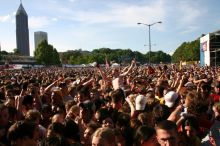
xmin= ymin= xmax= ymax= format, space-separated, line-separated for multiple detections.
xmin=0 ymin=0 xmax=220 ymax=56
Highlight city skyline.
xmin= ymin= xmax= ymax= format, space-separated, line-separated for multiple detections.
xmin=0 ymin=0 xmax=220 ymax=56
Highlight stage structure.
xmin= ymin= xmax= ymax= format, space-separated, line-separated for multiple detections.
xmin=200 ymin=30 xmax=220 ymax=66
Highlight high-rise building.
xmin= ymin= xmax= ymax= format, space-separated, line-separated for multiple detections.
xmin=34 ymin=31 xmax=48 ymax=49
xmin=16 ymin=1 xmax=30 ymax=56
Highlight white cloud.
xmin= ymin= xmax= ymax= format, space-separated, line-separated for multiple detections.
xmin=29 ymin=16 xmax=52 ymax=29
xmin=0 ymin=15 xmax=11 ymax=22
xmin=49 ymin=0 xmax=57 ymax=3
xmin=110 ymin=0 xmax=166 ymax=27
xmin=52 ymin=18 xmax=58 ymax=21
xmin=178 ymin=1 xmax=204 ymax=25
xmin=69 ymin=0 xmax=76 ymax=2
xmin=169 ymin=0 xmax=206 ymax=35
xmin=57 ymin=0 xmax=166 ymax=29
xmin=180 ymin=25 xmax=200 ymax=34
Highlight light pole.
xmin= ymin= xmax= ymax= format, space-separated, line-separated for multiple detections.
xmin=138 ymin=21 xmax=162 ymax=65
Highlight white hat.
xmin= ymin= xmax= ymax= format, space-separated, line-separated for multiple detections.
xmin=135 ymin=95 xmax=147 ymax=110
xmin=164 ymin=91 xmax=178 ymax=108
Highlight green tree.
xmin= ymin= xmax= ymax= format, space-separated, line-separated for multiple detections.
xmin=68 ymin=48 xmax=170 ymax=65
xmin=52 ymin=48 xmax=61 ymax=64
xmin=13 ymin=48 xmax=20 ymax=55
xmin=0 ymin=50 xmax=9 ymax=55
xmin=146 ymin=51 xmax=171 ymax=64
xmin=172 ymin=39 xmax=200 ymax=63
xmin=34 ymin=40 xmax=60 ymax=65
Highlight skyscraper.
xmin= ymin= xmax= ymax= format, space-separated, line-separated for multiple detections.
xmin=34 ymin=31 xmax=48 ymax=49
xmin=16 ymin=1 xmax=30 ymax=56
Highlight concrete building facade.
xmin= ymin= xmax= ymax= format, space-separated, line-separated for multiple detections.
xmin=34 ymin=31 xmax=48 ymax=49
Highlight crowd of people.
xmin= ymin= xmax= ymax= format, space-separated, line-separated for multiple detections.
xmin=0 ymin=61 xmax=220 ymax=146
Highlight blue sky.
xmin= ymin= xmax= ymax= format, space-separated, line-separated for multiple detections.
xmin=0 ymin=0 xmax=220 ymax=56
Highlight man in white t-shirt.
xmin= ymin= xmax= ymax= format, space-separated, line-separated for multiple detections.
xmin=112 ymin=60 xmax=136 ymax=91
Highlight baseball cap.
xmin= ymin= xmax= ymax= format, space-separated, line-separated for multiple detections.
xmin=135 ymin=95 xmax=147 ymax=110
xmin=164 ymin=91 xmax=178 ymax=108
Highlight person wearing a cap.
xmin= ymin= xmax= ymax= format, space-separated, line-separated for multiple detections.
xmin=211 ymin=81 xmax=220 ymax=102
xmin=135 ymin=95 xmax=147 ymax=111
xmin=125 ymin=94 xmax=147 ymax=118
xmin=164 ymin=91 xmax=179 ymax=111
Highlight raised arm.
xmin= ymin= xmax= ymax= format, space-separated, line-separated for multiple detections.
xmin=125 ymin=95 xmax=136 ymax=117
xmin=120 ymin=59 xmax=136 ymax=76
xmin=96 ymin=66 xmax=108 ymax=81
xmin=176 ymin=75 xmax=185 ymax=94
xmin=43 ymin=78 xmax=62 ymax=94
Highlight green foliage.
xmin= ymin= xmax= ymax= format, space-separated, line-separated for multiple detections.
xmin=172 ymin=39 xmax=200 ymax=63
xmin=13 ymin=48 xmax=20 ymax=55
xmin=63 ymin=47 xmax=171 ymax=65
xmin=52 ymin=48 xmax=61 ymax=65
xmin=0 ymin=51 xmax=9 ymax=60
xmin=146 ymin=51 xmax=171 ymax=63
xmin=0 ymin=51 xmax=9 ymax=55
xmin=34 ymin=40 xmax=61 ymax=65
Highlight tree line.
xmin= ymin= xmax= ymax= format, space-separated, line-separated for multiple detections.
xmin=0 ymin=38 xmax=200 ymax=65
xmin=171 ymin=39 xmax=200 ymax=63
xmin=34 ymin=38 xmax=199 ymax=65
xmin=59 ymin=48 xmax=171 ymax=65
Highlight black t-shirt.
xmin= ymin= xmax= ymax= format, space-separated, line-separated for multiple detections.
xmin=0 ymin=122 xmax=12 ymax=146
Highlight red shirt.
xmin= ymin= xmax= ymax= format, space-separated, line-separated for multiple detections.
xmin=211 ymin=93 xmax=220 ymax=102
